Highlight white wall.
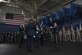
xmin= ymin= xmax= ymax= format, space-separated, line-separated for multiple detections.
xmin=0 ymin=6 xmax=23 ymax=22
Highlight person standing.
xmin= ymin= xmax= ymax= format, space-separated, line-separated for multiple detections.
xmin=26 ymin=19 xmax=36 ymax=52
xmin=35 ymin=24 xmax=40 ymax=48
xmin=19 ymin=25 xmax=24 ymax=47
xmin=62 ymin=27 xmax=66 ymax=42
xmin=59 ymin=30 xmax=62 ymax=42
xmin=40 ymin=27 xmax=44 ymax=46
xmin=66 ymin=29 xmax=71 ymax=42
xmin=76 ymin=27 xmax=81 ymax=42
xmin=71 ymin=26 xmax=76 ymax=42
xmin=52 ymin=23 xmax=59 ymax=48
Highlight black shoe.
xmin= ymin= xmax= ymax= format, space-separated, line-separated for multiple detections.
xmin=19 ymin=46 xmax=21 ymax=48
xmin=19 ymin=45 xmax=22 ymax=48
xmin=55 ymin=45 xmax=59 ymax=48
xmin=28 ymin=50 xmax=32 ymax=52
xmin=36 ymin=46 xmax=39 ymax=48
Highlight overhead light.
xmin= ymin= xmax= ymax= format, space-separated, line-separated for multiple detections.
xmin=0 ymin=0 xmax=4 ymax=2
xmin=0 ymin=0 xmax=10 ymax=3
xmin=22 ymin=11 xmax=24 ymax=14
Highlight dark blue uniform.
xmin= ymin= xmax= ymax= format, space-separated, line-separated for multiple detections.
xmin=53 ymin=26 xmax=59 ymax=48
xmin=26 ymin=22 xmax=36 ymax=52
xmin=19 ymin=26 xmax=24 ymax=47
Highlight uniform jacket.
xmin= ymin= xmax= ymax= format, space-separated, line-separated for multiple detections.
xmin=26 ymin=22 xmax=36 ymax=36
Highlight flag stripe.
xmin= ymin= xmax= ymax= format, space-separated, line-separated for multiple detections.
xmin=5 ymin=13 xmax=24 ymax=25
xmin=6 ymin=20 xmax=24 ymax=22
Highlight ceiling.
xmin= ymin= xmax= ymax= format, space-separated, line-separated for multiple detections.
xmin=0 ymin=0 xmax=74 ymax=18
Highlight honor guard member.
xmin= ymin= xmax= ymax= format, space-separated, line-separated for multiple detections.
xmin=76 ymin=27 xmax=81 ymax=42
xmin=66 ymin=28 xmax=71 ymax=42
xmin=40 ymin=27 xmax=44 ymax=46
xmin=66 ymin=29 xmax=71 ymax=42
xmin=59 ymin=30 xmax=62 ymax=42
xmin=26 ymin=19 xmax=36 ymax=52
xmin=62 ymin=27 xmax=66 ymax=42
xmin=65 ymin=29 xmax=68 ymax=42
xmin=50 ymin=27 xmax=54 ymax=42
xmin=35 ymin=24 xmax=40 ymax=48
xmin=52 ymin=23 xmax=59 ymax=48
xmin=71 ymin=26 xmax=76 ymax=42
xmin=19 ymin=25 xmax=24 ymax=47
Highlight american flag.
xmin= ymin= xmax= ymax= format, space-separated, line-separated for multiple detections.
xmin=5 ymin=13 xmax=24 ymax=25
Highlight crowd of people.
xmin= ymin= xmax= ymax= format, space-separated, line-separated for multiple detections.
xmin=0 ymin=32 xmax=18 ymax=43
xmin=18 ymin=19 xmax=60 ymax=52
xmin=0 ymin=19 xmax=82 ymax=52
xmin=59 ymin=26 xmax=82 ymax=42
